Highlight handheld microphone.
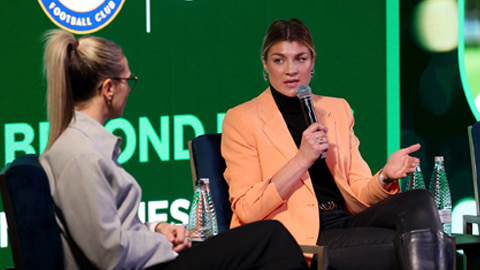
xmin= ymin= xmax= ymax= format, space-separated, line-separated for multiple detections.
xmin=296 ymin=84 xmax=326 ymax=159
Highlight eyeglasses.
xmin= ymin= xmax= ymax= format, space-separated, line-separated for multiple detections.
xmin=112 ymin=73 xmax=138 ymax=89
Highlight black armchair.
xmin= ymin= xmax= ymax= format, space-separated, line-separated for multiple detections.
xmin=0 ymin=154 xmax=64 ymax=270
xmin=188 ymin=133 xmax=328 ymax=270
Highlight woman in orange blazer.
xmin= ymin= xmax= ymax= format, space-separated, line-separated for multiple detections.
xmin=221 ymin=18 xmax=453 ymax=270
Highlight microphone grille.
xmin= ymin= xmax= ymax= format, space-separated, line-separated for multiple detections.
xmin=296 ymin=84 xmax=312 ymax=99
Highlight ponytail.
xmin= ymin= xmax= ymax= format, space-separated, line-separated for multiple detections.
xmin=43 ymin=29 xmax=76 ymax=149
xmin=43 ymin=29 xmax=125 ymax=149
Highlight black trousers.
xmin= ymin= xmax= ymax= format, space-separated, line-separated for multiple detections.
xmin=315 ymin=189 xmax=442 ymax=270
xmin=152 ymin=220 xmax=309 ymax=270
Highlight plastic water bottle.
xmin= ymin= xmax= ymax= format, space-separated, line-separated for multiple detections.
xmin=187 ymin=178 xmax=214 ymax=241
xmin=203 ymin=178 xmax=218 ymax=236
xmin=407 ymin=162 xmax=426 ymax=190
xmin=429 ymin=156 xmax=452 ymax=234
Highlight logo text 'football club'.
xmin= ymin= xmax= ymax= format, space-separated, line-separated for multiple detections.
xmin=38 ymin=0 xmax=125 ymax=34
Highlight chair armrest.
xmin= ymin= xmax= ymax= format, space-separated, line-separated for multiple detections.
xmin=463 ymin=215 xmax=480 ymax=234
xmin=300 ymin=245 xmax=328 ymax=270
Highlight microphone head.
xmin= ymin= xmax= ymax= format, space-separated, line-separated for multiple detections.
xmin=296 ymin=84 xmax=312 ymax=99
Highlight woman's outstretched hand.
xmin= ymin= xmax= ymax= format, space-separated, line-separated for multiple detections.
xmin=382 ymin=143 xmax=421 ymax=181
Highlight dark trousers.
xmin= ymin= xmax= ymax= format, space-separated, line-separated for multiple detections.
xmin=315 ymin=189 xmax=443 ymax=270
xmin=153 ymin=220 xmax=309 ymax=270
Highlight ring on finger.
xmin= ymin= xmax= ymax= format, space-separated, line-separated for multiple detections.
xmin=318 ymin=137 xmax=324 ymax=144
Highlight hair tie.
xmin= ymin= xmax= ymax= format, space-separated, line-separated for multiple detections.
xmin=72 ymin=40 xmax=79 ymax=50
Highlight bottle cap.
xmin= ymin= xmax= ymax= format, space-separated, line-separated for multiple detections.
xmin=198 ymin=178 xmax=210 ymax=184
xmin=414 ymin=162 xmax=422 ymax=171
xmin=434 ymin=156 xmax=444 ymax=162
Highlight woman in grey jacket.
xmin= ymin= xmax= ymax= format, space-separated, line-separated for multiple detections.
xmin=39 ymin=29 xmax=308 ymax=270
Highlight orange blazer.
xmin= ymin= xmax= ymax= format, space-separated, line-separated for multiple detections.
xmin=221 ymin=88 xmax=400 ymax=247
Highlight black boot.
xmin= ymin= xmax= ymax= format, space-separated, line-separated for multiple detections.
xmin=396 ymin=229 xmax=454 ymax=270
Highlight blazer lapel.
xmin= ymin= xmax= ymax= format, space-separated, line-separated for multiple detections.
xmin=257 ymin=88 xmax=298 ymax=161
xmin=312 ymin=95 xmax=341 ymax=179
xmin=258 ymin=89 xmax=317 ymax=194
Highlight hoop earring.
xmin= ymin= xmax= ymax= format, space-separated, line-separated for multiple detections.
xmin=264 ymin=71 xmax=269 ymax=81
xmin=106 ymin=96 xmax=112 ymax=106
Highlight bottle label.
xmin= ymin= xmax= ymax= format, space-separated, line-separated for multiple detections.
xmin=438 ymin=209 xmax=452 ymax=223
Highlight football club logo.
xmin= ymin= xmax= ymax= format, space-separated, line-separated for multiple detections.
xmin=38 ymin=0 xmax=125 ymax=34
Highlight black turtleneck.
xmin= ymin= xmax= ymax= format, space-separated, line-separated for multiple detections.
xmin=270 ymin=86 xmax=344 ymax=205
